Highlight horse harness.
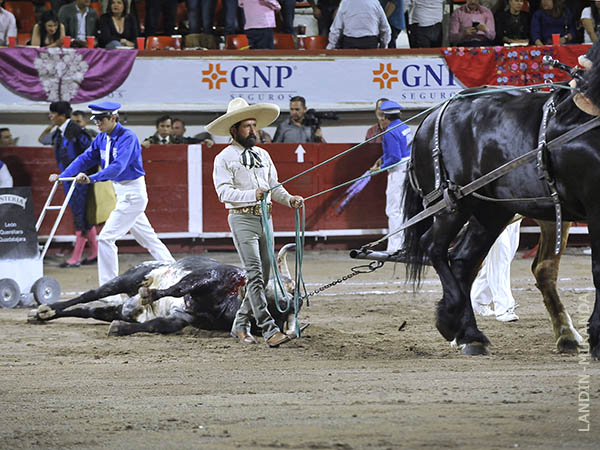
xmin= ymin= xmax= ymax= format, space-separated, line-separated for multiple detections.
xmin=406 ymin=94 xmax=600 ymax=255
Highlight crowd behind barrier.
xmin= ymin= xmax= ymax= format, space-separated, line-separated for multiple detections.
xmin=1 ymin=1 xmax=597 ymax=50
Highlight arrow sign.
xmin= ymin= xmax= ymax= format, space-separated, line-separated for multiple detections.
xmin=295 ymin=145 xmax=306 ymax=163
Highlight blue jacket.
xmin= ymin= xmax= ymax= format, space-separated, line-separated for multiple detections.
xmin=381 ymin=118 xmax=411 ymax=169
xmin=530 ymin=9 xmax=576 ymax=45
xmin=61 ymin=122 xmax=145 ymax=183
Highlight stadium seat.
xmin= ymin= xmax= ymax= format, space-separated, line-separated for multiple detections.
xmin=302 ymin=35 xmax=327 ymax=50
xmin=145 ymin=36 xmax=177 ymax=50
xmin=4 ymin=1 xmax=36 ymax=33
xmin=274 ymin=33 xmax=295 ymax=49
xmin=90 ymin=1 xmax=101 ymax=17
xmin=17 ymin=32 xmax=31 ymax=46
xmin=225 ymin=34 xmax=249 ymax=50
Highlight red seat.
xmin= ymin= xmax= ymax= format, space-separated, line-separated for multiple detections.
xmin=90 ymin=1 xmax=101 ymax=17
xmin=145 ymin=35 xmax=177 ymax=50
xmin=302 ymin=35 xmax=327 ymax=50
xmin=273 ymin=33 xmax=295 ymax=49
xmin=17 ymin=32 xmax=31 ymax=45
xmin=5 ymin=1 xmax=36 ymax=33
xmin=225 ymin=33 xmax=249 ymax=50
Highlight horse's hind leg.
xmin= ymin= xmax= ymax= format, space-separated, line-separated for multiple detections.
xmin=533 ymin=221 xmax=583 ymax=353
xmin=107 ymin=317 xmax=190 ymax=336
xmin=29 ymin=304 xmax=125 ymax=324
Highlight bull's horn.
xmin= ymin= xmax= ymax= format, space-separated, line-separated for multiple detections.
xmin=277 ymin=243 xmax=296 ymax=279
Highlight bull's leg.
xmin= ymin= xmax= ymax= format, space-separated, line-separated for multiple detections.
xmin=29 ymin=304 xmax=125 ymax=323
xmin=138 ymin=272 xmax=219 ymax=304
xmin=532 ymin=221 xmax=583 ymax=353
xmin=448 ymin=211 xmax=515 ymax=355
xmin=107 ymin=317 xmax=190 ymax=336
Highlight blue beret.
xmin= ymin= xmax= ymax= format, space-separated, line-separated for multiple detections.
xmin=88 ymin=101 xmax=121 ymax=118
xmin=380 ymin=100 xmax=403 ymax=114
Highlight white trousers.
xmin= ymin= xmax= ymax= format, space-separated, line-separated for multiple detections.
xmin=470 ymin=219 xmax=521 ymax=316
xmin=386 ymin=164 xmax=407 ymax=253
xmin=98 ymin=177 xmax=174 ymax=287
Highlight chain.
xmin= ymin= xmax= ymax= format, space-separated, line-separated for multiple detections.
xmin=303 ymin=260 xmax=384 ymax=299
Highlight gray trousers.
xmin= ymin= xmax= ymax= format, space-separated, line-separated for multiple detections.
xmin=228 ymin=213 xmax=279 ymax=340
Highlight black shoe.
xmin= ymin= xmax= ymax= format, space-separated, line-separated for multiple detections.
xmin=59 ymin=261 xmax=81 ymax=268
xmin=81 ymin=257 xmax=97 ymax=265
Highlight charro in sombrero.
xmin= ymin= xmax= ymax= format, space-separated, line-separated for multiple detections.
xmin=205 ymin=98 xmax=280 ymax=136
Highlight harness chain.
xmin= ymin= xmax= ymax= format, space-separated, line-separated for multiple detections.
xmin=423 ymin=99 xmax=452 ymax=207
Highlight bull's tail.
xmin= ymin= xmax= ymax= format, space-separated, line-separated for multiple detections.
xmin=402 ymin=174 xmax=431 ymax=286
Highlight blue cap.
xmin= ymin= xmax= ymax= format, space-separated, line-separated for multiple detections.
xmin=88 ymin=101 xmax=121 ymax=119
xmin=379 ymin=100 xmax=403 ymax=114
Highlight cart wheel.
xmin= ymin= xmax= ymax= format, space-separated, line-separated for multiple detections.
xmin=0 ymin=278 xmax=21 ymax=309
xmin=31 ymin=277 xmax=61 ymax=305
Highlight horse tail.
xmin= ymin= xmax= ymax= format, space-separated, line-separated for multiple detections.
xmin=402 ymin=172 xmax=431 ymax=287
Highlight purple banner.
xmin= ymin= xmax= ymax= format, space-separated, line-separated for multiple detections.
xmin=0 ymin=48 xmax=137 ymax=103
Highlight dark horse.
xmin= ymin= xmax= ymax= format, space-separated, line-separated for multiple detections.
xmin=402 ymin=67 xmax=600 ymax=358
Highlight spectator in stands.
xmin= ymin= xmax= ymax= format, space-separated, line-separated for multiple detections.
xmin=0 ymin=0 xmax=17 ymax=47
xmin=0 ymin=127 xmax=15 ymax=146
xmin=58 ymin=0 xmax=99 ymax=47
xmin=31 ymin=10 xmax=66 ymax=47
xmin=201 ymin=0 xmax=241 ymax=39
xmin=141 ymin=115 xmax=184 ymax=147
xmin=259 ymin=129 xmax=272 ymax=143
xmin=50 ymin=0 xmax=72 ymax=15
xmin=273 ymin=96 xmax=324 ymax=143
xmin=98 ymin=0 xmax=138 ymax=48
xmin=72 ymin=110 xmax=98 ymax=138
xmin=495 ymin=0 xmax=530 ymax=45
xmin=326 ymin=0 xmax=391 ymax=49
xmin=365 ymin=97 xmax=389 ymax=144
xmin=0 ymin=159 xmax=12 ymax=188
xmin=171 ymin=118 xmax=215 ymax=146
xmin=531 ymin=0 xmax=576 ymax=46
xmin=405 ymin=0 xmax=444 ymax=48
xmin=278 ymin=0 xmax=295 ymax=35
xmin=145 ymin=0 xmax=177 ymax=36
xmin=581 ymin=1 xmax=600 ymax=43
xmin=307 ymin=0 xmax=340 ymax=36
xmin=99 ymin=0 xmax=139 ymax=23
xmin=379 ymin=0 xmax=405 ymax=48
xmin=449 ymin=0 xmax=496 ymax=47
xmin=239 ymin=0 xmax=280 ymax=50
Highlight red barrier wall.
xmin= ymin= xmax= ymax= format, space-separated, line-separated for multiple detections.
xmin=1 ymin=143 xmax=388 ymax=237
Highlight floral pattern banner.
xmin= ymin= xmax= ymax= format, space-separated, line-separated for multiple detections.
xmin=442 ymin=44 xmax=591 ymax=88
xmin=0 ymin=48 xmax=137 ymax=103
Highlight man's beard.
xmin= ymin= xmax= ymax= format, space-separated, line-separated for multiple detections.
xmin=237 ymin=133 xmax=257 ymax=148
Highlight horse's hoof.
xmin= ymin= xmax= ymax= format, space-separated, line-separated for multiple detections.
xmin=108 ymin=320 xmax=125 ymax=336
xmin=436 ymin=318 xmax=457 ymax=342
xmin=138 ymin=287 xmax=153 ymax=305
xmin=591 ymin=345 xmax=600 ymax=361
xmin=460 ymin=342 xmax=490 ymax=356
xmin=556 ymin=337 xmax=580 ymax=354
xmin=36 ymin=304 xmax=56 ymax=320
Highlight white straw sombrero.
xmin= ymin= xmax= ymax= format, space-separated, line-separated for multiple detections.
xmin=205 ymin=98 xmax=280 ymax=136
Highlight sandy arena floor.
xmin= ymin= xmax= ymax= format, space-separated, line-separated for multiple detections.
xmin=1 ymin=250 xmax=598 ymax=449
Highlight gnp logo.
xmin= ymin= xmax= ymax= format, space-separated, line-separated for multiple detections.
xmin=202 ymin=63 xmax=294 ymax=90
xmin=372 ymin=62 xmax=456 ymax=89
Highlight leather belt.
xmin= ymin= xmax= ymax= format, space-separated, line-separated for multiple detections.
xmin=229 ymin=204 xmax=272 ymax=216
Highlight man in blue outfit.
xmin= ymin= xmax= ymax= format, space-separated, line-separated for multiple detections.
xmin=49 ymin=101 xmax=97 ymax=268
xmin=49 ymin=101 xmax=174 ymax=300
xmin=370 ymin=99 xmax=412 ymax=254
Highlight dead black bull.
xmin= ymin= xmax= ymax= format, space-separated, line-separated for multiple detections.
xmin=28 ymin=244 xmax=303 ymax=337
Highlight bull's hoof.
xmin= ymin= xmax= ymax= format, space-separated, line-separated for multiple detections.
xmin=556 ymin=337 xmax=580 ymax=354
xmin=138 ymin=287 xmax=153 ymax=305
xmin=27 ymin=309 xmax=44 ymax=323
xmin=36 ymin=304 xmax=56 ymax=320
xmin=460 ymin=342 xmax=490 ymax=356
xmin=108 ymin=320 xmax=126 ymax=336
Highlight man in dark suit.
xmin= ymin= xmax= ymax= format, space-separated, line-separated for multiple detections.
xmin=58 ymin=0 xmax=99 ymax=47
xmin=49 ymin=101 xmax=98 ymax=267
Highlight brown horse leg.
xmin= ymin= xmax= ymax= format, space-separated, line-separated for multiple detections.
xmin=532 ymin=220 xmax=583 ymax=353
